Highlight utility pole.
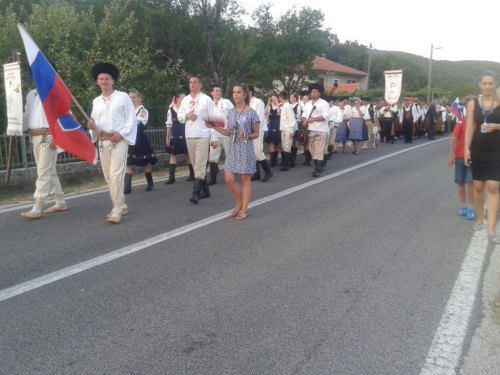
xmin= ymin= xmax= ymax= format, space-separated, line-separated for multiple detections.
xmin=427 ymin=43 xmax=442 ymax=104
xmin=367 ymin=43 xmax=372 ymax=90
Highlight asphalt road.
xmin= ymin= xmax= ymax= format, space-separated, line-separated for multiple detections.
xmin=0 ymin=137 xmax=480 ymax=374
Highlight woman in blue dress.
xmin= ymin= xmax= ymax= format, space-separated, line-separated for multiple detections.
xmin=348 ymin=99 xmax=368 ymax=155
xmin=335 ymin=101 xmax=349 ymax=153
xmin=207 ymin=84 xmax=260 ymax=220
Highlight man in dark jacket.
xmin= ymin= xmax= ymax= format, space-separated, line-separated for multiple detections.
xmin=427 ymin=100 xmax=438 ymax=140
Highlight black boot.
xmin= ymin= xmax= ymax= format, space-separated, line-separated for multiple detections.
xmin=199 ymin=178 xmax=210 ymax=199
xmin=165 ymin=164 xmax=176 ymax=185
xmin=251 ymin=161 xmax=261 ymax=181
xmin=124 ymin=173 xmax=132 ymax=194
xmin=290 ymin=147 xmax=297 ymax=167
xmin=319 ymin=154 xmax=327 ymax=172
xmin=145 ymin=171 xmax=154 ymax=191
xmin=327 ymin=145 xmax=334 ymax=160
xmin=189 ymin=178 xmax=204 ymax=204
xmin=302 ymin=149 xmax=309 ymax=165
xmin=207 ymin=162 xmax=218 ymax=186
xmin=312 ymin=160 xmax=321 ymax=177
xmin=279 ymin=152 xmax=290 ymax=171
xmin=270 ymin=151 xmax=278 ymax=167
xmin=260 ymin=159 xmax=274 ymax=182
xmin=187 ymin=164 xmax=195 ymax=182
xmin=280 ymin=152 xmax=286 ymax=166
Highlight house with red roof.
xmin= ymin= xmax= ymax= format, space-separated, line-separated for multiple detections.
xmin=313 ymin=55 xmax=368 ymax=95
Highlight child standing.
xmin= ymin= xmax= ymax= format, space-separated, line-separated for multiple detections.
xmin=448 ymin=119 xmax=475 ymax=219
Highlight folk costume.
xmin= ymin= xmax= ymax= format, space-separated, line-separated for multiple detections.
xmin=426 ymin=103 xmax=438 ymax=140
xmin=266 ymin=103 xmax=281 ymax=166
xmin=291 ymin=101 xmax=302 ymax=164
xmin=279 ymin=101 xmax=297 ymax=171
xmin=327 ymin=98 xmax=342 ymax=159
xmin=361 ymin=97 xmax=376 ymax=149
xmin=124 ymin=104 xmax=158 ymax=193
xmin=177 ymin=91 xmax=216 ymax=204
xmin=378 ymin=103 xmax=398 ymax=143
xmin=89 ymin=63 xmax=137 ymax=223
xmin=165 ymin=104 xmax=195 ymax=184
xmin=303 ymin=83 xmax=330 ymax=177
xmin=20 ymin=89 xmax=67 ymax=219
xmin=250 ymin=95 xmax=273 ymax=182
xmin=208 ymin=97 xmax=234 ymax=185
xmin=399 ymin=99 xmax=419 ymax=143
xmin=348 ymin=104 xmax=368 ymax=144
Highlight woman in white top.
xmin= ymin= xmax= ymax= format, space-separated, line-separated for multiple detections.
xmin=124 ymin=89 xmax=158 ymax=193
xmin=348 ymin=99 xmax=367 ymax=155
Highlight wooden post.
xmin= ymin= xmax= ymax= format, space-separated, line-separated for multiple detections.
xmin=4 ymin=50 xmax=22 ymax=183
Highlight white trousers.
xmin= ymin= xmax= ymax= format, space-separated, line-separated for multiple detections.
xmin=99 ymin=139 xmax=128 ymax=214
xmin=281 ymin=131 xmax=293 ymax=152
xmin=252 ymin=131 xmax=266 ymax=161
xmin=32 ymin=134 xmax=65 ymax=209
xmin=209 ymin=136 xmax=230 ymax=163
xmin=187 ymin=137 xmax=210 ymax=179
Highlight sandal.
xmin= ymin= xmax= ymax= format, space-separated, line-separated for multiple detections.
xmin=235 ymin=211 xmax=248 ymax=220
xmin=229 ymin=204 xmax=243 ymax=217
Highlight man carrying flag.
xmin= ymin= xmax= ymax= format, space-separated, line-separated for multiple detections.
xmin=20 ymin=62 xmax=67 ymax=219
xmin=87 ymin=63 xmax=137 ymax=224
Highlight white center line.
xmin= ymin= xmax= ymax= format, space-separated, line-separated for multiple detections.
xmin=0 ymin=139 xmax=448 ymax=303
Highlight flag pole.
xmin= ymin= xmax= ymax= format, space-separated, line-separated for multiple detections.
xmin=70 ymin=95 xmax=91 ymax=122
xmin=5 ymin=50 xmax=22 ymax=183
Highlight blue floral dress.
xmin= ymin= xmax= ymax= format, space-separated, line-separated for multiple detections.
xmin=225 ymin=107 xmax=259 ymax=175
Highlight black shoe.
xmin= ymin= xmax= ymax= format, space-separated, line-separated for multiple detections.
xmin=312 ymin=169 xmax=321 ymax=177
xmin=190 ymin=178 xmax=203 ymax=204
xmin=280 ymin=152 xmax=286 ymax=166
xmin=145 ymin=171 xmax=154 ymax=191
xmin=165 ymin=164 xmax=176 ymax=185
xmin=260 ymin=159 xmax=273 ymax=182
xmin=207 ymin=162 xmax=218 ymax=186
xmin=318 ymin=156 xmax=327 ymax=172
xmin=124 ymin=173 xmax=132 ymax=194
xmin=251 ymin=161 xmax=261 ymax=181
xmin=187 ymin=164 xmax=195 ymax=182
xmin=290 ymin=147 xmax=298 ymax=167
xmin=302 ymin=150 xmax=311 ymax=165
xmin=199 ymin=178 xmax=210 ymax=199
xmin=270 ymin=151 xmax=278 ymax=167
xmin=327 ymin=145 xmax=333 ymax=160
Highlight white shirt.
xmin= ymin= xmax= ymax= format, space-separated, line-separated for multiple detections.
xmin=177 ymin=92 xmax=216 ymax=138
xmin=135 ymin=105 xmax=148 ymax=126
xmin=351 ymin=106 xmax=365 ymax=118
xmin=279 ymin=102 xmax=296 ymax=132
xmin=211 ymin=98 xmax=234 ymax=140
xmin=90 ymin=90 xmax=137 ymax=145
xmin=302 ymin=99 xmax=330 ymax=133
xmin=165 ymin=107 xmax=179 ymax=128
xmin=378 ymin=105 xmax=398 ymax=119
xmin=23 ymin=89 xmax=49 ymax=130
xmin=329 ymin=105 xmax=342 ymax=127
xmin=361 ymin=104 xmax=374 ymax=121
xmin=250 ymin=96 xmax=268 ymax=132
xmin=291 ymin=103 xmax=302 ymax=124
xmin=343 ymin=103 xmax=352 ymax=118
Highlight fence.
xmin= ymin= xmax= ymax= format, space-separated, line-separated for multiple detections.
xmin=0 ymin=127 xmax=167 ymax=170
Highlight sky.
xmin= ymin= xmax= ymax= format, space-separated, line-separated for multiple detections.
xmin=236 ymin=0 xmax=499 ymax=64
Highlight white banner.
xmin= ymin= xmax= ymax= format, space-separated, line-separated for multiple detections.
xmin=4 ymin=62 xmax=24 ymax=136
xmin=384 ymin=70 xmax=403 ymax=105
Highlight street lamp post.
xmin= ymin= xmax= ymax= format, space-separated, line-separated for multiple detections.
xmin=427 ymin=43 xmax=443 ymax=104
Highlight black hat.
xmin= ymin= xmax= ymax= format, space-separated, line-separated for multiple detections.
xmin=299 ymin=90 xmax=310 ymax=96
xmin=340 ymin=96 xmax=349 ymax=101
xmin=308 ymin=83 xmax=325 ymax=94
xmin=320 ymin=94 xmax=330 ymax=102
xmin=361 ymin=96 xmax=370 ymax=101
xmin=91 ymin=62 xmax=120 ymax=81
xmin=330 ymin=96 xmax=338 ymax=101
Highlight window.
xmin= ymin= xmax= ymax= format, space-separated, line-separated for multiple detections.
xmin=347 ymin=80 xmax=356 ymax=84
xmin=334 ymin=79 xmax=339 ymax=85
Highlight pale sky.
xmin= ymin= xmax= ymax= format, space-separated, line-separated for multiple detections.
xmin=238 ymin=0 xmax=499 ymax=63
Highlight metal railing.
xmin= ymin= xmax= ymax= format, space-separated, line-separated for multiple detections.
xmin=0 ymin=127 xmax=168 ymax=170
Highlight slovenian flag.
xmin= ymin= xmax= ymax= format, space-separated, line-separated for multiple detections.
xmin=17 ymin=24 xmax=97 ymax=164
xmin=450 ymin=97 xmax=463 ymax=121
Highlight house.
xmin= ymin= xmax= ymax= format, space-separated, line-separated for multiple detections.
xmin=313 ymin=55 xmax=368 ymax=92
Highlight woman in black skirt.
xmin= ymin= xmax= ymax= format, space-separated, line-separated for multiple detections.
xmin=265 ymin=95 xmax=281 ymax=166
xmin=464 ymin=71 xmax=500 ymax=243
xmin=165 ymin=92 xmax=195 ymax=184
xmin=124 ymin=89 xmax=158 ymax=193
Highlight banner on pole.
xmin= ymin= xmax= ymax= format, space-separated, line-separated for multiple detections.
xmin=3 ymin=62 xmax=24 ymax=136
xmin=384 ymin=70 xmax=403 ymax=105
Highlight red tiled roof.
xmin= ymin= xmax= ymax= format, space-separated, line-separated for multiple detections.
xmin=313 ymin=56 xmax=367 ymax=76
xmin=325 ymin=83 xmax=362 ymax=95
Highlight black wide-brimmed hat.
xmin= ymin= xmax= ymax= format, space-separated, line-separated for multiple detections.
xmin=330 ymin=95 xmax=338 ymax=101
xmin=299 ymin=90 xmax=310 ymax=96
xmin=308 ymin=83 xmax=325 ymax=94
xmin=361 ymin=96 xmax=370 ymax=101
xmin=320 ymin=94 xmax=330 ymax=102
xmin=91 ymin=62 xmax=120 ymax=81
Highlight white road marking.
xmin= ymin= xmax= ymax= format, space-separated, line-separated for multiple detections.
xmin=0 ymin=138 xmax=449 ymax=302
xmin=420 ymin=225 xmax=492 ymax=375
